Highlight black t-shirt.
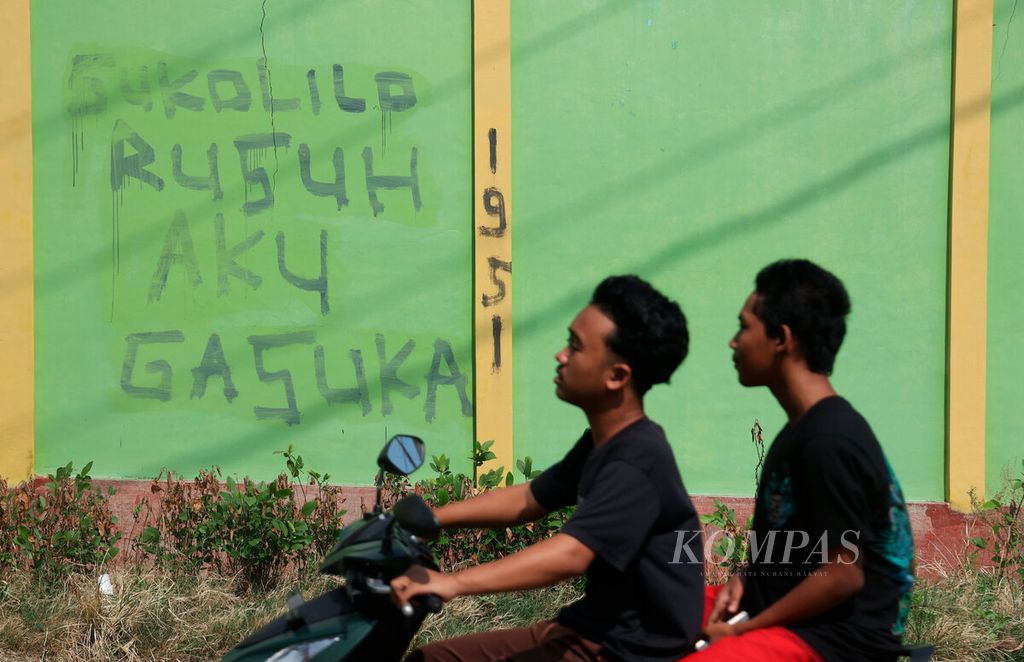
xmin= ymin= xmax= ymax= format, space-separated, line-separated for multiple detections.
xmin=742 ymin=396 xmax=915 ymax=662
xmin=530 ymin=418 xmax=704 ymax=662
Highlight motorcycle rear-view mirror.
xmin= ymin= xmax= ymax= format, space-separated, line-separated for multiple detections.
xmin=393 ymin=495 xmax=441 ymax=539
xmin=378 ymin=434 xmax=426 ymax=476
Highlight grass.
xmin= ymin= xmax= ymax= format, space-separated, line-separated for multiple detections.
xmin=0 ymin=566 xmax=581 ymax=662
xmin=0 ymin=569 xmax=343 ymax=662
xmin=413 ymin=581 xmax=584 ymax=649
xmin=0 ymin=564 xmax=1020 ymax=661
xmin=905 ymin=562 xmax=1024 ymax=661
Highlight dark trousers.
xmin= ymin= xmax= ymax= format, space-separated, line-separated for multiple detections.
xmin=407 ymin=619 xmax=608 ymax=662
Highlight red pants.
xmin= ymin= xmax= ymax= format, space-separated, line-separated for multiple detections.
xmin=682 ymin=585 xmax=824 ymax=661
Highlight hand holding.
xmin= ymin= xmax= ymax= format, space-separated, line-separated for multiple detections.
xmin=704 ymin=620 xmax=743 ymax=644
xmin=707 ymin=574 xmax=744 ymax=624
xmin=390 ymin=564 xmax=458 ymax=610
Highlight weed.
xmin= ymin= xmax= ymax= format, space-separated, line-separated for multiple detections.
xmin=0 ymin=462 xmax=120 ymax=583
xmin=276 ymin=444 xmax=348 ymax=558
xmin=0 ymin=565 xmax=343 ymax=661
xmin=131 ymin=467 xmax=222 ymax=572
xmin=2 ymin=441 xmax=1023 ymax=662
xmin=0 ymin=479 xmax=15 ymax=574
xmin=700 ymin=500 xmax=751 ymax=576
xmin=904 ymin=559 xmax=1024 ymax=660
xmin=751 ymin=419 xmax=766 ymax=486
xmin=970 ymin=459 xmax=1024 ymax=591
xmin=469 ymin=439 xmax=515 ymax=489
xmin=382 ymin=454 xmax=571 ymax=570
xmin=131 ymin=447 xmax=347 ymax=592
xmin=700 ymin=420 xmax=765 ymax=576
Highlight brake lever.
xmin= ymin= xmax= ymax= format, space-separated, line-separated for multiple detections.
xmin=364 ymin=577 xmax=392 ymax=594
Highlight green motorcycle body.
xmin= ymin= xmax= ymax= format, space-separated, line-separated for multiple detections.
xmin=222 ymin=512 xmax=438 ymax=662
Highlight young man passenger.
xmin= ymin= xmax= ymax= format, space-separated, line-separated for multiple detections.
xmin=693 ymin=260 xmax=915 ymax=661
xmin=391 ymin=275 xmax=704 ymax=661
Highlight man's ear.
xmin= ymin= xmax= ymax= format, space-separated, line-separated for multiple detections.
xmin=777 ymin=324 xmax=799 ymax=357
xmin=606 ymin=361 xmax=632 ymax=393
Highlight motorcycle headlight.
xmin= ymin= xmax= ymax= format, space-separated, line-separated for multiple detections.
xmin=265 ymin=636 xmax=342 ymax=662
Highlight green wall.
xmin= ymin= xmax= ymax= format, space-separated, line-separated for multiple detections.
xmin=31 ymin=1 xmax=474 ymax=482
xmin=511 ymin=1 xmax=952 ymax=500
xmin=986 ymin=0 xmax=1024 ymax=496
xmin=31 ymin=1 xmax=1003 ymax=502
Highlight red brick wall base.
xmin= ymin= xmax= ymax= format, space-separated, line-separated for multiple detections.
xmin=50 ymin=478 xmax=982 ymax=577
xmin=689 ymin=495 xmax=986 ymax=578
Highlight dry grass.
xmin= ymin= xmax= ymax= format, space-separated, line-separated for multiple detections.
xmin=905 ymin=561 xmax=1024 ymax=661
xmin=1 ymin=563 xmax=1021 ymax=661
xmin=413 ymin=581 xmax=584 ymax=649
xmin=0 ymin=569 xmax=342 ymax=662
xmin=0 ymin=569 xmax=580 ymax=662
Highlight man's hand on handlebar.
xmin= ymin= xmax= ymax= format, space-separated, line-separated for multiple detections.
xmin=390 ymin=564 xmax=458 ymax=611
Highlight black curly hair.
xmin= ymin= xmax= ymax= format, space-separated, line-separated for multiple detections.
xmin=590 ymin=275 xmax=689 ymax=396
xmin=753 ymin=259 xmax=851 ymax=375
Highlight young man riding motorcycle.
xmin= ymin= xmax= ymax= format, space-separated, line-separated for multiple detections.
xmin=697 ymin=260 xmax=916 ymax=661
xmin=391 ymin=275 xmax=705 ymax=661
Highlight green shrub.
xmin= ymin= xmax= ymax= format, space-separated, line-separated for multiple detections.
xmin=0 ymin=478 xmax=15 ymax=574
xmin=382 ymin=453 xmax=573 ymax=570
xmin=276 ymin=445 xmax=348 ymax=558
xmin=132 ymin=447 xmax=346 ymax=592
xmin=700 ymin=500 xmax=751 ymax=578
xmin=0 ymin=462 xmax=120 ymax=584
xmin=699 ymin=420 xmax=765 ymax=579
xmin=970 ymin=459 xmax=1024 ymax=590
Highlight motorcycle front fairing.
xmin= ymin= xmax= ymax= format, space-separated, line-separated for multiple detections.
xmin=223 ymin=436 xmax=437 ymax=662
xmin=319 ymin=515 xmax=392 ymax=576
xmin=220 ymin=588 xmax=372 ymax=662
xmin=224 ymin=516 xmax=438 ymax=661
xmin=320 ymin=513 xmax=438 ymax=578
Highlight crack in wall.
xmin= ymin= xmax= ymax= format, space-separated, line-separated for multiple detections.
xmin=995 ymin=0 xmax=1019 ymax=82
xmin=259 ymin=0 xmax=282 ymax=190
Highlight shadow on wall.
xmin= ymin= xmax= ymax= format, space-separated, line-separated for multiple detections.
xmin=15 ymin=2 xmax=1020 ymax=477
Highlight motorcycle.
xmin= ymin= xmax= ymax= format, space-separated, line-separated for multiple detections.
xmin=222 ymin=434 xmax=443 ymax=662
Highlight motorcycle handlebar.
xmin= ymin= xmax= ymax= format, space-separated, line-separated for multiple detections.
xmin=401 ymin=594 xmax=444 ymax=617
xmin=421 ymin=594 xmax=444 ymax=613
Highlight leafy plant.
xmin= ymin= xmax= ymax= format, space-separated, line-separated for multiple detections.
xmin=477 ymin=467 xmax=510 ymax=489
xmin=970 ymin=459 xmax=1024 ymax=589
xmin=751 ymin=419 xmax=766 ymax=486
xmin=132 ymin=467 xmax=222 ymax=571
xmin=1 ymin=462 xmax=120 ymax=584
xmin=418 ymin=455 xmax=471 ymax=508
xmin=430 ymin=454 xmax=452 ymax=478
xmin=276 ymin=445 xmax=347 ymax=557
xmin=516 ymin=457 xmax=542 ymax=480
xmin=221 ymin=474 xmax=321 ymax=590
xmin=133 ymin=448 xmax=347 ymax=592
xmin=399 ymin=454 xmax=571 ymax=570
xmin=700 ymin=500 xmax=750 ymax=575
xmin=470 ymin=439 xmax=497 ymax=487
xmin=464 ymin=439 xmax=521 ymax=490
xmin=700 ymin=420 xmax=765 ymax=576
xmin=0 ymin=478 xmax=15 ymax=574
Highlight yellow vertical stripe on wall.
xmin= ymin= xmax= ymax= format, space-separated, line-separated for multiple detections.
xmin=947 ymin=0 xmax=993 ymax=511
xmin=0 ymin=0 xmax=35 ymax=482
xmin=473 ymin=0 xmax=514 ymax=478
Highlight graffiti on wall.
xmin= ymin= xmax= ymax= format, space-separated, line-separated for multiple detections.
xmin=62 ymin=49 xmax=472 ymax=427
